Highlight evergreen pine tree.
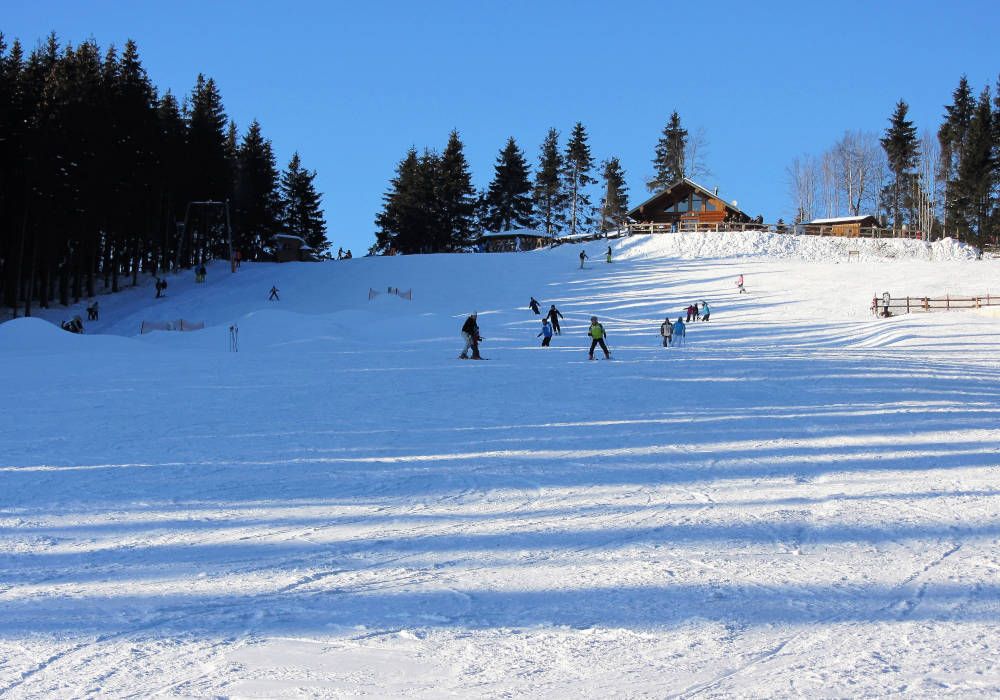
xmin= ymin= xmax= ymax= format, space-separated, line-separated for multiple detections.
xmin=991 ymin=75 xmax=1000 ymax=241
xmin=600 ymin=157 xmax=629 ymax=233
xmin=280 ymin=152 xmax=328 ymax=256
xmin=562 ymin=122 xmax=596 ymax=236
xmin=953 ymin=88 xmax=995 ymax=246
xmin=938 ymin=76 xmax=975 ymax=234
xmin=532 ymin=128 xmax=565 ymax=236
xmin=374 ymin=148 xmax=421 ymax=254
xmin=649 ymin=111 xmax=687 ymax=192
xmin=234 ymin=120 xmax=281 ymax=259
xmin=186 ymin=74 xmax=233 ymax=265
xmin=880 ymin=99 xmax=920 ymax=228
xmin=482 ymin=136 xmax=534 ymax=231
xmin=188 ymin=75 xmax=231 ymax=200
xmin=437 ymin=130 xmax=477 ymax=251
xmin=155 ymin=90 xmax=187 ymax=272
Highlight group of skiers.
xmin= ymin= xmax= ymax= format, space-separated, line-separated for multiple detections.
xmin=684 ymin=301 xmax=711 ymax=322
xmin=578 ymin=246 xmax=614 ymax=269
xmin=336 ymin=248 xmax=354 ymax=260
xmin=463 ymin=304 xmax=611 ymax=360
xmin=464 ymin=291 xmax=726 ymax=358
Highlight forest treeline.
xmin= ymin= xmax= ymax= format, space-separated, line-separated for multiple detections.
xmin=372 ymin=116 xmax=701 ymax=255
xmin=377 ymin=76 xmax=999 ymax=255
xmin=787 ymin=75 xmax=999 ymax=245
xmin=0 ymin=33 xmax=328 ymax=318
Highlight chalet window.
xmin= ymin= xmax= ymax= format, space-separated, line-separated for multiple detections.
xmin=691 ymin=195 xmax=703 ymax=211
xmin=706 ymin=200 xmax=717 ymax=211
xmin=676 ymin=198 xmax=689 ymax=212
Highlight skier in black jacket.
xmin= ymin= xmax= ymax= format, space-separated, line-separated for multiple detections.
xmin=529 ymin=297 xmax=540 ymax=315
xmin=459 ymin=313 xmax=482 ymax=359
xmin=546 ymin=305 xmax=564 ymax=334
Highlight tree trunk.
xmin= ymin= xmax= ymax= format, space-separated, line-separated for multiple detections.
xmin=24 ymin=235 xmax=37 ymax=318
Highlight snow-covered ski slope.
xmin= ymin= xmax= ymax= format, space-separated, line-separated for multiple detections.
xmin=2 ymin=232 xmax=999 ymax=698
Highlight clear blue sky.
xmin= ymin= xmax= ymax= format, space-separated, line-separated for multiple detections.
xmin=6 ymin=0 xmax=999 ymax=252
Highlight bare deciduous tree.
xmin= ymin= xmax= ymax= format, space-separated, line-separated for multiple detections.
xmin=915 ymin=130 xmax=941 ymax=238
xmin=684 ymin=127 xmax=711 ymax=181
xmin=786 ymin=155 xmax=819 ymax=223
xmin=833 ymin=130 xmax=881 ymax=216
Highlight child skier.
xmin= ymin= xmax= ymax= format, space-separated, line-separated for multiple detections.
xmin=660 ymin=317 xmax=673 ymax=347
xmin=268 ymin=285 xmax=280 ymax=301
xmin=606 ymin=245 xmax=612 ymax=263
xmin=579 ymin=250 xmax=588 ymax=268
xmin=700 ymin=301 xmax=711 ymax=321
xmin=588 ymin=316 xmax=611 ymax=360
xmin=538 ymin=318 xmax=553 ymax=347
xmin=737 ymin=274 xmax=746 ymax=293
xmin=529 ymin=297 xmax=541 ymax=315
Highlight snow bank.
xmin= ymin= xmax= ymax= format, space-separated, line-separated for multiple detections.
xmin=613 ymin=231 xmax=978 ymax=262
xmin=0 ymin=316 xmax=136 ymax=354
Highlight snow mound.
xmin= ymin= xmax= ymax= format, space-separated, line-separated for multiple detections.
xmin=0 ymin=316 xmax=136 ymax=354
xmin=613 ymin=231 xmax=978 ymax=262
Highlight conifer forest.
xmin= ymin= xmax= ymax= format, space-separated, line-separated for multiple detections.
xmin=0 ymin=33 xmax=327 ymax=317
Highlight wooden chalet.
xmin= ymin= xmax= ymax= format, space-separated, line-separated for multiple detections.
xmin=805 ymin=215 xmax=880 ymax=237
xmin=481 ymin=229 xmax=554 ymax=253
xmin=627 ymin=178 xmax=750 ymax=230
xmin=273 ymin=233 xmax=313 ymax=262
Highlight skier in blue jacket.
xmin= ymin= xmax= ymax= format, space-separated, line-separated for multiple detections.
xmin=672 ymin=317 xmax=686 ymax=346
xmin=538 ymin=318 xmax=554 ymax=347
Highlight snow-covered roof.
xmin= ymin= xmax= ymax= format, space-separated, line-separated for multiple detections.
xmin=808 ymin=215 xmax=878 ymax=225
xmin=627 ymin=177 xmax=750 ymax=220
xmin=480 ymin=229 xmax=554 ymax=239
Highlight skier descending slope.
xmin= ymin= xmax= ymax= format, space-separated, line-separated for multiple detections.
xmin=538 ymin=318 xmax=553 ymax=347
xmin=529 ymin=297 xmax=541 ymax=315
xmin=588 ymin=316 xmax=611 ymax=360
xmin=546 ymin=305 xmax=564 ymax=335
xmin=459 ymin=313 xmax=483 ymax=360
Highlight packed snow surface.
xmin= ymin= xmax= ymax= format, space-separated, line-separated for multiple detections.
xmin=2 ymin=233 xmax=999 ymax=698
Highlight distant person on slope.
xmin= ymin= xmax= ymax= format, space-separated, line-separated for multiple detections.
xmin=529 ymin=297 xmax=541 ymax=315
xmin=546 ymin=304 xmax=564 ymax=334
xmin=686 ymin=304 xmax=697 ymax=322
xmin=700 ymin=301 xmax=711 ymax=321
xmin=672 ymin=317 xmax=686 ymax=346
xmin=737 ymin=274 xmax=746 ymax=294
xmin=538 ymin=318 xmax=553 ymax=347
xmin=588 ymin=316 xmax=611 ymax=360
xmin=660 ymin=317 xmax=673 ymax=348
xmin=579 ymin=250 xmax=588 ymax=269
xmin=606 ymin=245 xmax=613 ymax=263
xmin=268 ymin=285 xmax=280 ymax=301
xmin=460 ymin=312 xmax=482 ymax=360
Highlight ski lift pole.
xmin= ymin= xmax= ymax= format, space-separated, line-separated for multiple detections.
xmin=225 ymin=198 xmax=234 ymax=272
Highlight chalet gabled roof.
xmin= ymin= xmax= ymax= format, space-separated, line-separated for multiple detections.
xmin=627 ymin=177 xmax=750 ymax=220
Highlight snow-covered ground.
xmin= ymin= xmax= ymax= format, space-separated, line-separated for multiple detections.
xmin=2 ymin=233 xmax=999 ymax=698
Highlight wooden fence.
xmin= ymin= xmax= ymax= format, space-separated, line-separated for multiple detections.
xmin=369 ymin=287 xmax=413 ymax=301
xmin=625 ymin=221 xmax=926 ymax=239
xmin=872 ymin=294 xmax=1000 ymax=316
